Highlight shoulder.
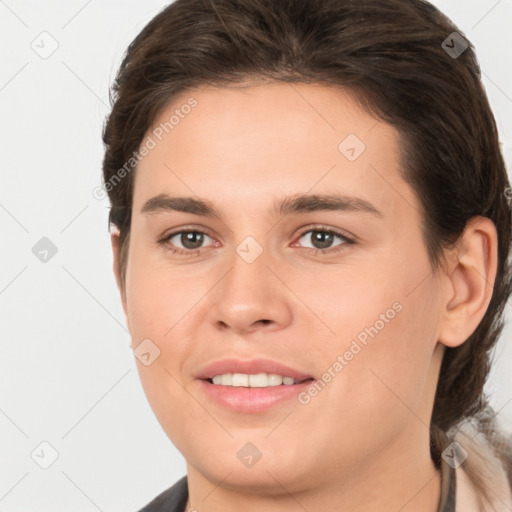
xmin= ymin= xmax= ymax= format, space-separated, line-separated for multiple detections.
xmin=136 ymin=475 xmax=188 ymax=512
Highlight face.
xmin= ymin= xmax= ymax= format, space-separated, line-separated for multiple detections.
xmin=117 ymin=83 xmax=445 ymax=493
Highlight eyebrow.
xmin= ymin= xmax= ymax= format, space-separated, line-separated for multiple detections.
xmin=140 ymin=193 xmax=383 ymax=219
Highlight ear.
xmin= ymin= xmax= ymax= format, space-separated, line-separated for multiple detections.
xmin=110 ymin=231 xmax=129 ymax=324
xmin=438 ymin=216 xmax=498 ymax=348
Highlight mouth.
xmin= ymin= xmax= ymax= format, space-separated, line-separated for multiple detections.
xmin=205 ymin=373 xmax=314 ymax=387
xmin=197 ymin=357 xmax=314 ymax=384
xmin=196 ymin=358 xmax=315 ymax=412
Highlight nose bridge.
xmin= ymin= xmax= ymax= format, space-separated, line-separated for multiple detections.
xmin=209 ymin=235 xmax=292 ymax=333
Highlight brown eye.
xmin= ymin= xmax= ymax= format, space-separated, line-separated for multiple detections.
xmin=297 ymin=228 xmax=352 ymax=251
xmin=176 ymin=231 xmax=206 ymax=250
xmin=160 ymin=230 xmax=214 ymax=254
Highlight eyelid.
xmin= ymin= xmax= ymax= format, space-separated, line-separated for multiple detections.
xmin=159 ymin=224 xmax=214 ymax=239
xmin=294 ymin=224 xmax=356 ymax=241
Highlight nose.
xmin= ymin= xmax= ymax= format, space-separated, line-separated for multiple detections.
xmin=208 ymin=243 xmax=293 ymax=336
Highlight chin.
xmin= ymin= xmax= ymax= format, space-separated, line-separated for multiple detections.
xmin=183 ymin=433 xmax=315 ymax=493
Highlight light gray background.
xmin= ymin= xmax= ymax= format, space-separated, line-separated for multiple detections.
xmin=1 ymin=1 xmax=511 ymax=511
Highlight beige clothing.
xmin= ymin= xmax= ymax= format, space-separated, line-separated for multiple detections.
xmin=450 ymin=428 xmax=512 ymax=511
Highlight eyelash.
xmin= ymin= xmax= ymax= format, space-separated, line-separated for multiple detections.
xmin=158 ymin=225 xmax=356 ymax=257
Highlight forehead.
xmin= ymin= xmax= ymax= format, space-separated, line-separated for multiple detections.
xmin=132 ymin=82 xmax=417 ymax=221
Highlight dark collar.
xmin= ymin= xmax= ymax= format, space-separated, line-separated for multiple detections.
xmin=136 ymin=475 xmax=188 ymax=512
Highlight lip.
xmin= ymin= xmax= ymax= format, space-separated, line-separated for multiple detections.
xmin=198 ymin=379 xmax=314 ymax=413
xmin=196 ymin=358 xmax=313 ymax=381
xmin=195 ymin=358 xmax=315 ymax=413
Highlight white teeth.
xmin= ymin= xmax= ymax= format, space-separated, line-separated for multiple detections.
xmin=249 ymin=373 xmax=268 ymax=387
xmin=220 ymin=374 xmax=232 ymax=386
xmin=232 ymin=373 xmax=249 ymax=387
xmin=267 ymin=374 xmax=282 ymax=386
xmin=210 ymin=373 xmax=302 ymax=387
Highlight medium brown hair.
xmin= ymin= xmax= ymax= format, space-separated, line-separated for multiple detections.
xmin=102 ymin=0 xmax=512 ymax=503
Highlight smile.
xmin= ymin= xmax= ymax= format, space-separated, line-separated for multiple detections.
xmin=210 ymin=373 xmax=309 ymax=387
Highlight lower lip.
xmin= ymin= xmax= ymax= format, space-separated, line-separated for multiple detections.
xmin=197 ymin=379 xmax=314 ymax=413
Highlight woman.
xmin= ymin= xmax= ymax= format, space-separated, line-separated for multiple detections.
xmin=101 ymin=0 xmax=512 ymax=510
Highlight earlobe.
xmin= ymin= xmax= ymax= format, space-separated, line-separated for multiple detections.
xmin=438 ymin=216 xmax=498 ymax=348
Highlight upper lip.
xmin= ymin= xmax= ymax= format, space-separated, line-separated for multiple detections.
xmin=196 ymin=358 xmax=314 ymax=381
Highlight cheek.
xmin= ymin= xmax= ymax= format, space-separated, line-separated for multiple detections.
xmin=125 ymin=262 xmax=196 ymax=448
xmin=125 ymin=246 xmax=205 ymax=347
xmin=311 ymin=249 xmax=441 ymax=427
xmin=123 ymin=250 xmax=196 ymax=412
xmin=315 ymin=276 xmax=441 ymax=442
